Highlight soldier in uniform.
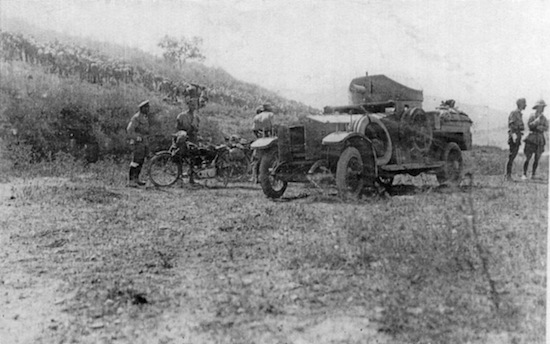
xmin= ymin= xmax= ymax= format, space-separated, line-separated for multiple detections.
xmin=250 ymin=103 xmax=276 ymax=182
xmin=177 ymin=83 xmax=205 ymax=143
xmin=126 ymin=100 xmax=151 ymax=187
xmin=176 ymin=87 xmax=205 ymax=185
xmin=522 ymin=99 xmax=548 ymax=180
xmin=252 ymin=103 xmax=275 ymax=138
xmin=176 ymin=103 xmax=199 ymax=143
xmin=505 ymin=98 xmax=526 ymax=181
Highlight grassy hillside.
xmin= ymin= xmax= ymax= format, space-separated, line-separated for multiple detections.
xmin=0 ymin=26 xmax=317 ymax=164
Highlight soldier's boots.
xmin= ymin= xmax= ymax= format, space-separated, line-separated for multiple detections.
xmin=128 ymin=166 xmax=146 ymax=187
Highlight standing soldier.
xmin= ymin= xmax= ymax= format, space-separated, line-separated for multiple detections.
xmin=250 ymin=103 xmax=276 ymax=182
xmin=176 ymin=101 xmax=199 ymax=143
xmin=126 ymin=100 xmax=151 ymax=187
xmin=176 ymin=83 xmax=206 ymax=143
xmin=522 ymin=99 xmax=548 ymax=180
xmin=505 ymin=98 xmax=526 ymax=181
xmin=252 ymin=103 xmax=275 ymax=138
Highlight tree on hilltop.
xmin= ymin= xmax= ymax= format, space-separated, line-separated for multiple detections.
xmin=158 ymin=35 xmax=205 ymax=68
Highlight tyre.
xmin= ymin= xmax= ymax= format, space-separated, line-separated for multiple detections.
xmin=336 ymin=147 xmax=364 ymax=199
xmin=148 ymin=151 xmax=182 ymax=187
xmin=436 ymin=142 xmax=463 ymax=186
xmin=216 ymin=151 xmax=250 ymax=186
xmin=259 ymin=151 xmax=287 ymax=198
xmin=215 ymin=151 xmax=231 ymax=186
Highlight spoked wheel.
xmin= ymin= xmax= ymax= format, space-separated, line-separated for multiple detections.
xmin=436 ymin=142 xmax=463 ymax=186
xmin=336 ymin=147 xmax=364 ymax=199
xmin=216 ymin=150 xmax=252 ymax=186
xmin=148 ymin=151 xmax=182 ymax=187
xmin=215 ymin=151 xmax=232 ymax=186
xmin=259 ymin=151 xmax=287 ymax=198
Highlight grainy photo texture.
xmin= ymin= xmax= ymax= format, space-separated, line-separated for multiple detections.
xmin=0 ymin=1 xmax=548 ymax=343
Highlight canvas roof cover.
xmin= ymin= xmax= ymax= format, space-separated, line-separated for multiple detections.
xmin=349 ymin=75 xmax=423 ymax=104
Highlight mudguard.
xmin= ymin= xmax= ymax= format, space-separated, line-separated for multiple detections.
xmin=322 ymin=132 xmax=379 ymax=182
xmin=322 ymin=131 xmax=365 ymax=145
xmin=251 ymin=137 xmax=278 ymax=150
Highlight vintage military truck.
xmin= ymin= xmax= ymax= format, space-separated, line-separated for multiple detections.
xmin=251 ymin=74 xmax=473 ymax=199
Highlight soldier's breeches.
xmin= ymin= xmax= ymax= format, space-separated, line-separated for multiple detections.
xmin=523 ymin=142 xmax=543 ymax=176
xmin=130 ymin=142 xmax=148 ymax=167
xmin=506 ymin=140 xmax=521 ymax=176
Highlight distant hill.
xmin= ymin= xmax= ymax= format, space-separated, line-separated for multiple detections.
xmin=0 ymin=17 xmax=317 ymax=117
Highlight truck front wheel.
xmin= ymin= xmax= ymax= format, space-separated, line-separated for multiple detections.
xmin=259 ymin=151 xmax=288 ymax=198
xmin=336 ymin=147 xmax=364 ymax=199
xmin=436 ymin=142 xmax=463 ymax=186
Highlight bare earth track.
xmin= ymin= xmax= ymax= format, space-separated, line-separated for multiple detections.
xmin=0 ymin=171 xmax=546 ymax=344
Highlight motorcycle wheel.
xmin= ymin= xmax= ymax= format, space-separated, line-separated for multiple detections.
xmin=148 ymin=151 xmax=182 ymax=187
xmin=215 ymin=151 xmax=231 ymax=186
xmin=216 ymin=151 xmax=251 ymax=186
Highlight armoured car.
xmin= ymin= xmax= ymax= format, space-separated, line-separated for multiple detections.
xmin=251 ymin=74 xmax=473 ymax=199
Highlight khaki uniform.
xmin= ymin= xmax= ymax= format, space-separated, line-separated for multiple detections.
xmin=252 ymin=111 xmax=274 ymax=137
xmin=176 ymin=109 xmax=199 ymax=143
xmin=524 ymin=113 xmax=548 ymax=148
xmin=505 ymin=108 xmax=524 ymax=177
xmin=126 ymin=111 xmax=150 ymax=184
xmin=523 ymin=113 xmax=548 ymax=177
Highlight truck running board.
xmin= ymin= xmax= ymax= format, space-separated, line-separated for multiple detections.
xmin=379 ymin=162 xmax=444 ymax=172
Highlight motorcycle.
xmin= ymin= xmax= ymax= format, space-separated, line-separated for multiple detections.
xmin=148 ymin=131 xmax=251 ymax=187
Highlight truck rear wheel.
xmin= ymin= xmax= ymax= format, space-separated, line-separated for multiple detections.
xmin=259 ymin=151 xmax=287 ymax=198
xmin=336 ymin=147 xmax=364 ymax=199
xmin=436 ymin=142 xmax=463 ymax=186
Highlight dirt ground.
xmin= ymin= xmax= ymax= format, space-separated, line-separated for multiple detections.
xmin=0 ymin=173 xmax=546 ymax=344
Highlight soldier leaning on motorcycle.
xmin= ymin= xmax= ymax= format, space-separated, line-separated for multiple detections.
xmin=128 ymin=92 xmax=268 ymax=187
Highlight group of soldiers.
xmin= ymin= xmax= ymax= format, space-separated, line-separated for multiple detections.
xmin=506 ymin=98 xmax=548 ymax=181
xmin=126 ymin=85 xmax=277 ymax=187
xmin=127 ymin=95 xmax=550 ymax=187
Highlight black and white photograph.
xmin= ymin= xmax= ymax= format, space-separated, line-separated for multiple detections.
xmin=0 ymin=0 xmax=548 ymax=343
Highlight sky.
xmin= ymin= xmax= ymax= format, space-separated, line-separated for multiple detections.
xmin=1 ymin=0 xmax=549 ymax=112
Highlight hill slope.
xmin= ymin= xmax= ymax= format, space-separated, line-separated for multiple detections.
xmin=0 ymin=23 xmax=319 ymax=161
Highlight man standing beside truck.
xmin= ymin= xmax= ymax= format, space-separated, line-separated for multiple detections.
xmin=252 ymin=103 xmax=275 ymax=138
xmin=251 ymin=103 xmax=276 ymax=182
xmin=522 ymin=99 xmax=548 ymax=180
xmin=505 ymin=98 xmax=526 ymax=181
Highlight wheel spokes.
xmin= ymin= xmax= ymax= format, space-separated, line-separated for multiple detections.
xmin=346 ymin=158 xmax=362 ymax=190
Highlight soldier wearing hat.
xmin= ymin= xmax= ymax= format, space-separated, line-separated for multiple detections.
xmin=176 ymin=101 xmax=200 ymax=143
xmin=505 ymin=98 xmax=526 ymax=181
xmin=252 ymin=103 xmax=275 ymax=138
xmin=522 ymin=99 xmax=548 ymax=180
xmin=250 ymin=103 xmax=276 ymax=182
xmin=126 ymin=100 xmax=151 ymax=187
